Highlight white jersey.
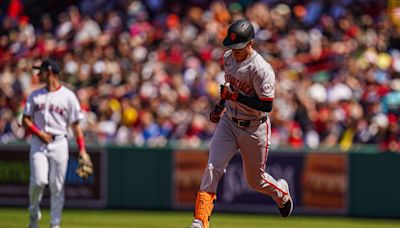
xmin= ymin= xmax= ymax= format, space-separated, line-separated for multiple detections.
xmin=23 ymin=85 xmax=83 ymax=136
xmin=223 ymin=50 xmax=275 ymax=120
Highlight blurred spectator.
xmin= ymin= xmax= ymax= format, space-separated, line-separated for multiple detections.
xmin=0 ymin=0 xmax=399 ymax=152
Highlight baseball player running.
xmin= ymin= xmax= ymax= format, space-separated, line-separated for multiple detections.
xmin=23 ymin=59 xmax=92 ymax=228
xmin=190 ymin=19 xmax=293 ymax=228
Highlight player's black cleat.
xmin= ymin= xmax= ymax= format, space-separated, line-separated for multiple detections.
xmin=279 ymin=197 xmax=293 ymax=217
xmin=277 ymin=179 xmax=293 ymax=217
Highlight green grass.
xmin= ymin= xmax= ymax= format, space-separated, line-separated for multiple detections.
xmin=1 ymin=207 xmax=400 ymax=228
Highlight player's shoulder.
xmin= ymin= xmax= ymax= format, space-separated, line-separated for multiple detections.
xmin=253 ymin=51 xmax=272 ymax=67
xmin=249 ymin=53 xmax=275 ymax=78
xmin=60 ymin=85 xmax=79 ymax=99
xmin=29 ymin=86 xmax=47 ymax=96
xmin=58 ymin=84 xmax=73 ymax=93
xmin=60 ymin=85 xmax=72 ymax=93
xmin=252 ymin=52 xmax=274 ymax=76
xmin=223 ymin=50 xmax=233 ymax=60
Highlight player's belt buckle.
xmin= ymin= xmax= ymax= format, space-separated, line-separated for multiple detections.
xmin=233 ymin=117 xmax=267 ymax=128
xmin=52 ymin=135 xmax=67 ymax=140
xmin=234 ymin=119 xmax=250 ymax=128
xmin=237 ymin=120 xmax=249 ymax=127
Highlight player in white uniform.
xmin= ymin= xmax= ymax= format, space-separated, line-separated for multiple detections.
xmin=190 ymin=20 xmax=293 ymax=228
xmin=22 ymin=59 xmax=89 ymax=228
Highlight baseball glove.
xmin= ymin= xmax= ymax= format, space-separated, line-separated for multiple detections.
xmin=76 ymin=153 xmax=93 ymax=179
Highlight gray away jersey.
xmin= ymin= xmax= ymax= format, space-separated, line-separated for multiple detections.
xmin=23 ymin=86 xmax=83 ymax=136
xmin=223 ymin=50 xmax=275 ymax=120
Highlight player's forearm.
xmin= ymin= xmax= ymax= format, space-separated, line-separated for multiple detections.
xmin=71 ymin=122 xmax=84 ymax=138
xmin=22 ymin=116 xmax=53 ymax=143
xmin=236 ymin=94 xmax=273 ymax=112
xmin=22 ymin=116 xmax=41 ymax=135
xmin=71 ymin=122 xmax=87 ymax=154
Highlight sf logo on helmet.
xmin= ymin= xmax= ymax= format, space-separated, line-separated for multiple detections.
xmin=230 ymin=32 xmax=236 ymax=41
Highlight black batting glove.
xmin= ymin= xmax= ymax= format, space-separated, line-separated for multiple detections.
xmin=209 ymin=104 xmax=224 ymax=123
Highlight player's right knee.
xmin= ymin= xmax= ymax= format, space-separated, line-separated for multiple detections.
xmin=31 ymin=178 xmax=48 ymax=187
xmin=49 ymin=181 xmax=63 ymax=194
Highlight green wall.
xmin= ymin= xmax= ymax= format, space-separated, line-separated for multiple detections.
xmin=107 ymin=146 xmax=173 ymax=209
xmin=3 ymin=142 xmax=400 ymax=217
xmin=349 ymin=152 xmax=400 ymax=217
xmin=105 ymin=145 xmax=400 ymax=216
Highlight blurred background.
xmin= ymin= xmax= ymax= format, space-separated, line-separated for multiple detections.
xmin=1 ymin=0 xmax=400 ymax=223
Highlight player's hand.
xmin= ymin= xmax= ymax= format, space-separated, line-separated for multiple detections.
xmin=220 ymin=84 xmax=239 ymax=101
xmin=209 ymin=111 xmax=221 ymax=123
xmin=39 ymin=131 xmax=53 ymax=144
xmin=209 ymin=104 xmax=224 ymax=123
xmin=79 ymin=148 xmax=88 ymax=155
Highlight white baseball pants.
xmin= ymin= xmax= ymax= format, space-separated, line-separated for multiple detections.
xmin=29 ymin=136 xmax=68 ymax=226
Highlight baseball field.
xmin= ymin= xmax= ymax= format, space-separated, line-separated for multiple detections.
xmin=1 ymin=208 xmax=400 ymax=228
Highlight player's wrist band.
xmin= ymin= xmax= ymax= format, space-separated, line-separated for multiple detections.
xmin=77 ymin=136 xmax=86 ymax=151
xmin=28 ymin=124 xmax=41 ymax=135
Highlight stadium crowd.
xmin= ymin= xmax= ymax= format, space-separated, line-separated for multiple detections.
xmin=0 ymin=0 xmax=399 ymax=152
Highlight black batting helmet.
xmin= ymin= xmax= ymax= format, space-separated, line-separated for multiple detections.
xmin=33 ymin=59 xmax=61 ymax=74
xmin=223 ymin=19 xmax=255 ymax=49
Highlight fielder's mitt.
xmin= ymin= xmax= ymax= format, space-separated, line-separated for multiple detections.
xmin=76 ymin=153 xmax=93 ymax=179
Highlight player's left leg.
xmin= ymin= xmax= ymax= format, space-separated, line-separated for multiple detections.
xmin=237 ymin=119 xmax=293 ymax=217
xmin=29 ymin=143 xmax=49 ymax=228
xmin=47 ymin=139 xmax=69 ymax=227
xmin=191 ymin=114 xmax=239 ymax=228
